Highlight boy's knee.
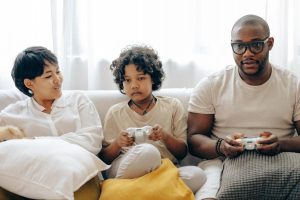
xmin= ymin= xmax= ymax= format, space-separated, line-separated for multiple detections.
xmin=179 ymin=166 xmax=207 ymax=193
xmin=137 ymin=143 xmax=161 ymax=161
xmin=116 ymin=144 xmax=161 ymax=178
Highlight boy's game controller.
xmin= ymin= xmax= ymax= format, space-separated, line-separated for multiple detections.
xmin=126 ymin=126 xmax=152 ymax=144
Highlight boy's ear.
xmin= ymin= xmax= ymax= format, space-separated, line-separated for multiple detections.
xmin=24 ymin=79 xmax=33 ymax=90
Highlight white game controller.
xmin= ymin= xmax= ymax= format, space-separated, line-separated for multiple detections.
xmin=126 ymin=126 xmax=152 ymax=144
xmin=236 ymin=137 xmax=261 ymax=150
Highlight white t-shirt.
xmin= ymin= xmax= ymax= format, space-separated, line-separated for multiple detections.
xmin=0 ymin=91 xmax=103 ymax=154
xmin=188 ymin=65 xmax=300 ymax=139
xmin=104 ymin=96 xmax=187 ymax=163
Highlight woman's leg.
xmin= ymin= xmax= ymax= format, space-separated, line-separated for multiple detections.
xmin=0 ymin=187 xmax=32 ymax=200
xmin=0 ymin=177 xmax=101 ymax=200
xmin=74 ymin=176 xmax=101 ymax=200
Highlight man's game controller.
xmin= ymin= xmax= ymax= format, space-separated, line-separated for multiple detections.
xmin=236 ymin=137 xmax=260 ymax=150
xmin=126 ymin=126 xmax=152 ymax=144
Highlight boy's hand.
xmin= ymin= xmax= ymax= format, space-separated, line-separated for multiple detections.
xmin=115 ymin=131 xmax=134 ymax=147
xmin=148 ymin=124 xmax=166 ymax=141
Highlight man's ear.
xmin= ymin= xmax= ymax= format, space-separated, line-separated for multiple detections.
xmin=267 ymin=37 xmax=274 ymax=51
xmin=24 ymin=79 xmax=33 ymax=90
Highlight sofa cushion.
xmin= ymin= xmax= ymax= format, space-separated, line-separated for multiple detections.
xmin=0 ymin=138 xmax=108 ymax=200
xmin=99 ymin=159 xmax=194 ymax=200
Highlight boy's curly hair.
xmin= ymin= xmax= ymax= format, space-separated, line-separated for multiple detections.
xmin=110 ymin=45 xmax=165 ymax=94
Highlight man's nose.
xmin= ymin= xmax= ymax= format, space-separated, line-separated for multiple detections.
xmin=243 ymin=46 xmax=255 ymax=56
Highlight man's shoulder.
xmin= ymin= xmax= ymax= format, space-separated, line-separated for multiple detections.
xmin=272 ymin=65 xmax=298 ymax=78
xmin=206 ymin=65 xmax=236 ymax=82
xmin=272 ymin=65 xmax=299 ymax=85
xmin=193 ymin=65 xmax=236 ymax=93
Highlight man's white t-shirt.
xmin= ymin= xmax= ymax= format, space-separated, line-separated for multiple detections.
xmin=188 ymin=65 xmax=300 ymax=139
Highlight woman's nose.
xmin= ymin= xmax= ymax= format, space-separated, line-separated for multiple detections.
xmin=53 ymin=74 xmax=61 ymax=84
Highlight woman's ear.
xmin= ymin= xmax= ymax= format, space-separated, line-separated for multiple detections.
xmin=24 ymin=79 xmax=33 ymax=90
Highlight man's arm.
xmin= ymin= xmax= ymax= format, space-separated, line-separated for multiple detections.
xmin=278 ymin=120 xmax=300 ymax=152
xmin=187 ymin=112 xmax=219 ymax=159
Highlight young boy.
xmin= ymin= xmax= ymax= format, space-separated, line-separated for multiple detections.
xmin=99 ymin=45 xmax=206 ymax=193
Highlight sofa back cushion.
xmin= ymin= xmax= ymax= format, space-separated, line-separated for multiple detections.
xmin=0 ymin=88 xmax=192 ymax=125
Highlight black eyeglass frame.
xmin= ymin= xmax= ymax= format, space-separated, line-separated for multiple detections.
xmin=231 ymin=37 xmax=269 ymax=55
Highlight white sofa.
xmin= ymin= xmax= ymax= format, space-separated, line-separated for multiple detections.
xmin=0 ymin=88 xmax=202 ymax=166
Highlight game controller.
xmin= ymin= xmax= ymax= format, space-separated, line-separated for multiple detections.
xmin=236 ymin=137 xmax=261 ymax=150
xmin=126 ymin=126 xmax=152 ymax=144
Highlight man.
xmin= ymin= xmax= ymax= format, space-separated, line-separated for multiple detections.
xmin=188 ymin=14 xmax=300 ymax=199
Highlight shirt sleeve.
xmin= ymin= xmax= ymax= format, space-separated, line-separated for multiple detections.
xmin=102 ymin=105 xmax=122 ymax=145
xmin=293 ymin=80 xmax=300 ymax=122
xmin=171 ymin=98 xmax=188 ymax=143
xmin=59 ymin=93 xmax=103 ymax=155
xmin=188 ymin=77 xmax=215 ymax=114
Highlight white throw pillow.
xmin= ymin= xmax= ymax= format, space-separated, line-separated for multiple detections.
xmin=0 ymin=138 xmax=109 ymax=200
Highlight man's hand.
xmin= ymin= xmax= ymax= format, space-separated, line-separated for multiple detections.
xmin=256 ymin=131 xmax=280 ymax=155
xmin=222 ymin=132 xmax=245 ymax=158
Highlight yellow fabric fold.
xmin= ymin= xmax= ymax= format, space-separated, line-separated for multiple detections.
xmin=99 ymin=159 xmax=195 ymax=200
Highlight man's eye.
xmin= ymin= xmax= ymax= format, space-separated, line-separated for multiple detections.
xmin=237 ymin=43 xmax=245 ymax=49
xmin=251 ymin=42 xmax=261 ymax=48
xmin=138 ymin=77 xmax=145 ymax=81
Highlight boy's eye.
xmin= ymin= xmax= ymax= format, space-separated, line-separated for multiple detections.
xmin=138 ymin=76 xmax=146 ymax=81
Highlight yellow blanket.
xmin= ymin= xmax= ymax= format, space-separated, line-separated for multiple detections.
xmin=99 ymin=159 xmax=195 ymax=200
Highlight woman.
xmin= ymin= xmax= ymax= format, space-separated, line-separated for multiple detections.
xmin=0 ymin=46 xmax=104 ymax=199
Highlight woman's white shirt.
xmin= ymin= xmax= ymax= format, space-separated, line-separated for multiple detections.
xmin=0 ymin=91 xmax=103 ymax=155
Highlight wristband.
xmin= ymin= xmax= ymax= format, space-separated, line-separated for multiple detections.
xmin=216 ymin=138 xmax=225 ymax=157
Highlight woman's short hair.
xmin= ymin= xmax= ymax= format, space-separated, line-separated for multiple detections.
xmin=11 ymin=46 xmax=58 ymax=97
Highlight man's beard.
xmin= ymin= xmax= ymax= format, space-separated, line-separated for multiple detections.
xmin=241 ymin=52 xmax=269 ymax=77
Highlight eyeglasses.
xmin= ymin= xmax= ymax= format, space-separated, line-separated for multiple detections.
xmin=231 ymin=37 xmax=269 ymax=55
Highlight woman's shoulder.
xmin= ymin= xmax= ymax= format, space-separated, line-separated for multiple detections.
xmin=1 ymin=98 xmax=29 ymax=114
xmin=60 ymin=91 xmax=92 ymax=105
xmin=63 ymin=90 xmax=88 ymax=99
